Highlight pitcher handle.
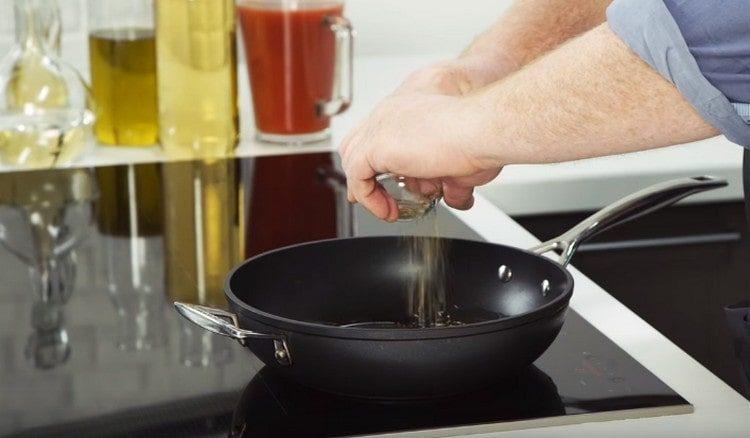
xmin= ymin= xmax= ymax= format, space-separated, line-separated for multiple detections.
xmin=317 ymin=15 xmax=354 ymax=117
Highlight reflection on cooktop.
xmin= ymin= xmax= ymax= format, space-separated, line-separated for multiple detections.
xmin=0 ymin=154 xmax=345 ymax=435
xmin=0 ymin=155 xmax=690 ymax=437
xmin=231 ymin=366 xmax=563 ymax=437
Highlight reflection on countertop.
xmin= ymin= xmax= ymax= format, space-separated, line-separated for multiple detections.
xmin=0 ymin=168 xmax=97 ymax=370
xmin=0 ymin=153 xmax=349 ymax=435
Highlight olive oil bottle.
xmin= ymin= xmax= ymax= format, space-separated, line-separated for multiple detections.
xmin=89 ymin=28 xmax=158 ymax=145
xmin=87 ymin=0 xmax=157 ymax=146
xmin=156 ymin=0 xmax=239 ymax=158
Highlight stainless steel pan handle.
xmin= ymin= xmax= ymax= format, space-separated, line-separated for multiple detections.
xmin=530 ymin=176 xmax=727 ymax=267
xmin=174 ymin=302 xmax=291 ymax=366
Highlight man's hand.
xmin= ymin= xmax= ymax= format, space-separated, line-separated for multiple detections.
xmin=339 ymin=92 xmax=501 ymax=222
xmin=338 ymin=55 xmax=507 ymax=222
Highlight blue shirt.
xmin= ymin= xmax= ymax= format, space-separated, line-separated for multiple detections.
xmin=664 ymin=0 xmax=750 ymax=106
xmin=608 ymin=0 xmax=750 ymax=146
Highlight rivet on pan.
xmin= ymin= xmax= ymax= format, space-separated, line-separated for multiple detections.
xmin=541 ymin=280 xmax=551 ymax=297
xmin=498 ymin=265 xmax=513 ymax=283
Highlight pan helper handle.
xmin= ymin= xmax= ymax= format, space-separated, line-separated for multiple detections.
xmin=174 ymin=302 xmax=292 ymax=366
xmin=530 ymin=176 xmax=728 ymax=267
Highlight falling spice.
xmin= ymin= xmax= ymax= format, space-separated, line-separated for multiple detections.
xmin=404 ymin=209 xmax=452 ymax=327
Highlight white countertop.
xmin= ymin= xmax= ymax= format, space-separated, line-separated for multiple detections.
xmin=481 ymin=139 xmax=744 ymax=216
xmin=65 ymin=54 xmax=745 ymax=216
xmin=385 ymin=196 xmax=750 ymax=438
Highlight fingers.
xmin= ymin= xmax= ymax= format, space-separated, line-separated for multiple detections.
xmin=442 ymin=180 xmax=475 ymax=210
xmin=420 ymin=179 xmax=443 ymax=199
xmin=349 ymin=176 xmax=397 ymax=221
xmin=338 ymin=128 xmax=358 ymax=168
xmin=440 ymin=169 xmax=503 ymax=211
xmin=399 ymin=177 xmax=438 ymax=200
xmin=340 ymin=129 xmax=363 ymax=205
xmin=342 ymin=145 xmax=401 ymax=221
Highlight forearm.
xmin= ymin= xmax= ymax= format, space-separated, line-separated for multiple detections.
xmin=461 ymin=0 xmax=613 ymax=76
xmin=471 ymin=24 xmax=718 ymax=167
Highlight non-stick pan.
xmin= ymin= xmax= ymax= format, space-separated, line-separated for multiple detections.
xmin=175 ymin=176 xmax=726 ymax=399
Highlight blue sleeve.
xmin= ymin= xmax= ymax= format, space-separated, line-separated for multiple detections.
xmin=607 ymin=0 xmax=750 ymax=148
xmin=663 ymin=0 xmax=750 ymax=105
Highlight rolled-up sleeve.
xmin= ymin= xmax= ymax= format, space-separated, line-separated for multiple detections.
xmin=607 ymin=0 xmax=750 ymax=148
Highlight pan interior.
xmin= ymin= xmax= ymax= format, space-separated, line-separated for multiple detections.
xmin=228 ymin=237 xmax=572 ymax=328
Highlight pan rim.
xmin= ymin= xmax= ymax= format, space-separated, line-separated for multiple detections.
xmin=224 ymin=236 xmax=574 ymax=340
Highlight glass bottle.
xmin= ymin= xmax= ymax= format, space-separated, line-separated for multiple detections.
xmin=36 ymin=0 xmax=61 ymax=55
xmin=88 ymin=0 xmax=158 ymax=146
xmin=0 ymin=0 xmax=94 ymax=169
xmin=155 ymin=0 xmax=239 ymax=159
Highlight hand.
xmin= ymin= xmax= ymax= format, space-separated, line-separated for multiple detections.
xmin=339 ymin=55 xmax=508 ymax=221
xmin=339 ymin=91 xmax=501 ymax=222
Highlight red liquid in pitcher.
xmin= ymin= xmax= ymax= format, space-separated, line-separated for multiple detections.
xmin=238 ymin=4 xmax=342 ymax=136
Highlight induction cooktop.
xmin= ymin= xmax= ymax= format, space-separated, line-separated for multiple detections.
xmin=0 ymin=154 xmax=691 ymax=437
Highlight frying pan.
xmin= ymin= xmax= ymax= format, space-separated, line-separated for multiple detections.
xmin=175 ymin=176 xmax=726 ymax=399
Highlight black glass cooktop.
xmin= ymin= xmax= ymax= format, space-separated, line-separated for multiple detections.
xmin=228 ymin=310 xmax=691 ymax=437
xmin=0 ymin=154 xmax=690 ymax=437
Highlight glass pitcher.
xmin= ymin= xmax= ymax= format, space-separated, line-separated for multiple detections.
xmin=237 ymin=0 xmax=354 ymax=144
xmin=0 ymin=0 xmax=94 ymax=169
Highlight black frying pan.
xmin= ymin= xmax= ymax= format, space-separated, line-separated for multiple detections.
xmin=176 ymin=176 xmax=726 ymax=399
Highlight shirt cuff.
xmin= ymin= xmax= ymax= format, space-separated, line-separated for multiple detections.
xmin=734 ymin=103 xmax=750 ymax=123
xmin=607 ymin=0 xmax=750 ymax=147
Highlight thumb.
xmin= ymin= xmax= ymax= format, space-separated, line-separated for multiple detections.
xmin=442 ymin=180 xmax=475 ymax=210
xmin=441 ymin=169 xmax=503 ymax=210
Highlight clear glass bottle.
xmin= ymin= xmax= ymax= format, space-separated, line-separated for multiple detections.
xmin=155 ymin=0 xmax=239 ymax=158
xmin=36 ymin=0 xmax=61 ymax=55
xmin=88 ymin=0 xmax=158 ymax=146
xmin=0 ymin=0 xmax=94 ymax=169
